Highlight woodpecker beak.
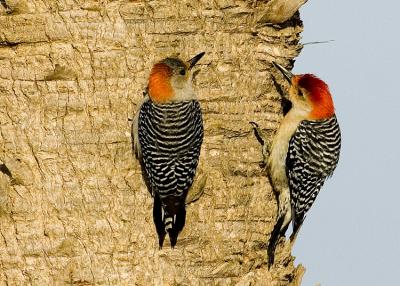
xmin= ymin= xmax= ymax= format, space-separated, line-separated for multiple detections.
xmin=273 ymin=62 xmax=293 ymax=84
xmin=188 ymin=52 xmax=205 ymax=70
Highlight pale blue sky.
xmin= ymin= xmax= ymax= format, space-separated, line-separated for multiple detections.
xmin=293 ymin=0 xmax=400 ymax=285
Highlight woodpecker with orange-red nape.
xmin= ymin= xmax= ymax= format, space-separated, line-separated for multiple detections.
xmin=132 ymin=52 xmax=205 ymax=248
xmin=252 ymin=62 xmax=341 ymax=267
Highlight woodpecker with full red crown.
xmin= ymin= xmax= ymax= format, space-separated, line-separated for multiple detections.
xmin=132 ymin=52 xmax=205 ymax=248
xmin=251 ymin=62 xmax=341 ymax=267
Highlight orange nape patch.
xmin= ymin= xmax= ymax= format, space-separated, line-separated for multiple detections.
xmin=148 ymin=63 xmax=174 ymax=103
xmin=298 ymin=74 xmax=335 ymax=120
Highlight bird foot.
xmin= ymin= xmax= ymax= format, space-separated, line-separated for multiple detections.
xmin=249 ymin=121 xmax=270 ymax=167
xmin=185 ymin=172 xmax=207 ymax=205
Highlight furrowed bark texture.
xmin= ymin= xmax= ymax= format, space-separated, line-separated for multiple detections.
xmin=0 ymin=1 xmax=305 ymax=285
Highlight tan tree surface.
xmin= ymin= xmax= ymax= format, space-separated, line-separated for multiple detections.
xmin=0 ymin=1 xmax=306 ymax=285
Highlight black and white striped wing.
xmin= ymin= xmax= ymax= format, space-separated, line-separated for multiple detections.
xmin=138 ymin=100 xmax=203 ymax=205
xmin=286 ymin=115 xmax=341 ymax=231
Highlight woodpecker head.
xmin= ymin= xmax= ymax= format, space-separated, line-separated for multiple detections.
xmin=148 ymin=52 xmax=205 ymax=103
xmin=273 ymin=62 xmax=335 ymax=120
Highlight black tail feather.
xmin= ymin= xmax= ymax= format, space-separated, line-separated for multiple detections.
xmin=267 ymin=215 xmax=286 ymax=268
xmin=167 ymin=206 xmax=186 ymax=248
xmin=153 ymin=195 xmax=166 ymax=248
xmin=153 ymin=195 xmax=187 ymax=248
xmin=290 ymin=215 xmax=304 ymax=242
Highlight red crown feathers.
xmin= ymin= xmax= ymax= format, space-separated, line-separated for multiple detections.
xmin=298 ymin=74 xmax=335 ymax=120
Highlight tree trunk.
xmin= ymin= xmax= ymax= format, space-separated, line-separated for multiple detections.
xmin=0 ymin=1 xmax=305 ymax=285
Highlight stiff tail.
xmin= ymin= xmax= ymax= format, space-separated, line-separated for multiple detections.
xmin=153 ymin=195 xmax=186 ymax=248
xmin=267 ymin=215 xmax=285 ymax=268
xmin=153 ymin=195 xmax=166 ymax=248
xmin=166 ymin=206 xmax=186 ymax=248
xmin=289 ymin=211 xmax=305 ymax=243
xmin=267 ymin=215 xmax=290 ymax=268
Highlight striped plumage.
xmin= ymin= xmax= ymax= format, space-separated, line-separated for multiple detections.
xmin=138 ymin=100 xmax=203 ymax=198
xmin=262 ymin=62 xmax=341 ymax=267
xmin=132 ymin=52 xmax=205 ymax=248
xmin=138 ymin=99 xmax=203 ymax=247
xmin=287 ymin=115 xmax=341 ymax=234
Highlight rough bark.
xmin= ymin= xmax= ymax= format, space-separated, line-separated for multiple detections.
xmin=0 ymin=1 xmax=305 ymax=285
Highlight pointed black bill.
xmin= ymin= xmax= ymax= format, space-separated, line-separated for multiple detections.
xmin=188 ymin=52 xmax=205 ymax=70
xmin=273 ymin=62 xmax=293 ymax=83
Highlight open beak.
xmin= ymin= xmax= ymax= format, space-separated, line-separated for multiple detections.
xmin=188 ymin=52 xmax=205 ymax=70
xmin=273 ymin=62 xmax=293 ymax=84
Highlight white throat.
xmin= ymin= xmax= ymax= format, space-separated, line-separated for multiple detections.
xmin=170 ymin=76 xmax=197 ymax=101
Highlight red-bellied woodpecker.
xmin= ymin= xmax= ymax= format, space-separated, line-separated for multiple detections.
xmin=252 ymin=62 xmax=341 ymax=267
xmin=132 ymin=52 xmax=205 ymax=248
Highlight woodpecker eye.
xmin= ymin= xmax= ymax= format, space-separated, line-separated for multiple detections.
xmin=179 ymin=69 xmax=186 ymax=76
xmin=298 ymin=89 xmax=304 ymax=97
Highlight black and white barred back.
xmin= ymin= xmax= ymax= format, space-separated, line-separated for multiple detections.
xmin=286 ymin=115 xmax=341 ymax=233
xmin=138 ymin=100 xmax=203 ymax=215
